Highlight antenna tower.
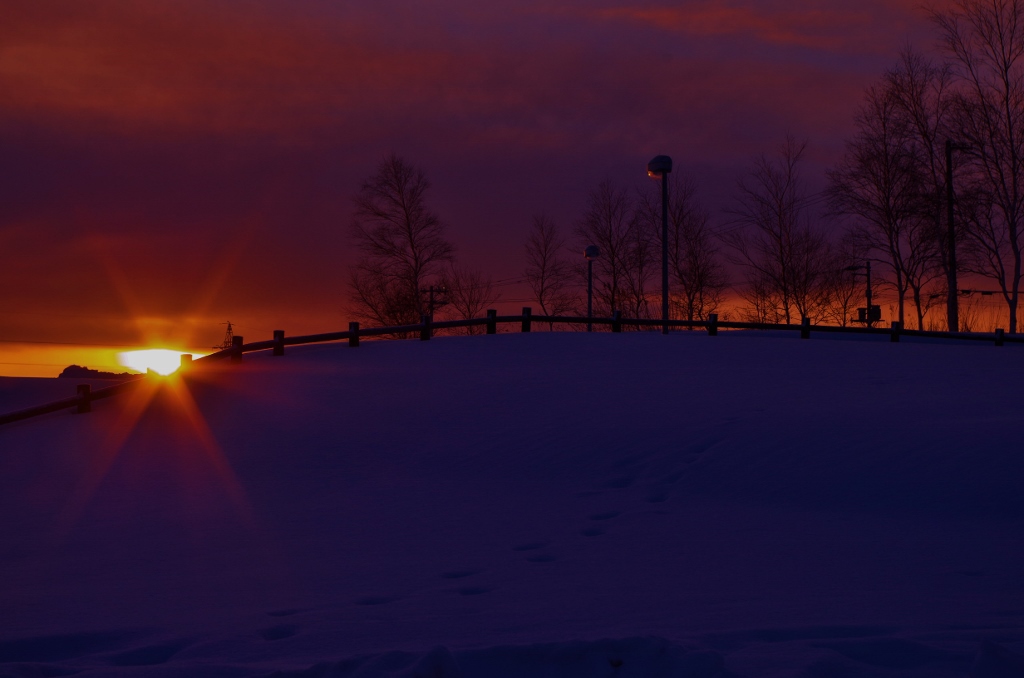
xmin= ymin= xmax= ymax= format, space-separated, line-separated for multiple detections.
xmin=216 ymin=321 xmax=234 ymax=350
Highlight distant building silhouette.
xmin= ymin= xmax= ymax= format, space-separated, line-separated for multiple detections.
xmin=58 ymin=365 xmax=138 ymax=381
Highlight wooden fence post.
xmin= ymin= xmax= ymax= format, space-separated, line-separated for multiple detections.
xmin=612 ymin=310 xmax=622 ymax=333
xmin=273 ymin=330 xmax=285 ymax=356
xmin=486 ymin=309 xmax=497 ymax=334
xmin=996 ymin=328 xmax=1005 ymax=346
xmin=707 ymin=313 xmax=718 ymax=336
xmin=76 ymin=384 xmax=91 ymax=414
xmin=179 ymin=354 xmax=192 ymax=370
xmin=420 ymin=314 xmax=431 ymax=341
xmin=890 ymin=321 xmax=901 ymax=343
xmin=522 ymin=307 xmax=532 ymax=332
xmin=232 ymin=335 xmax=244 ymax=362
xmin=800 ymin=317 xmax=810 ymax=339
xmin=349 ymin=322 xmax=359 ymax=347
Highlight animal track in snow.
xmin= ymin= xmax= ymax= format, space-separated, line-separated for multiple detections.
xmin=456 ymin=586 xmax=493 ymax=596
xmin=441 ymin=570 xmax=479 ymax=579
xmin=354 ymin=595 xmax=399 ymax=606
xmin=512 ymin=541 xmax=547 ymax=552
xmin=261 ymin=625 xmax=297 ymax=641
xmin=603 ymin=476 xmax=635 ymax=489
xmin=267 ymin=608 xmax=301 ymax=617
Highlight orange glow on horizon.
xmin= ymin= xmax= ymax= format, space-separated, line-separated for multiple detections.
xmin=117 ymin=348 xmax=205 ymax=376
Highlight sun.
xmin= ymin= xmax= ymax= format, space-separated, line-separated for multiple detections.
xmin=117 ymin=349 xmax=198 ymax=376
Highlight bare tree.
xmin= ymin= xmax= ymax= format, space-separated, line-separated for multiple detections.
xmin=524 ymin=215 xmax=578 ymax=324
xmin=438 ymin=263 xmax=501 ymax=334
xmin=887 ymin=48 xmax=958 ymax=326
xmin=574 ymin=181 xmax=636 ymax=318
xmin=638 ymin=175 xmax=727 ymax=324
xmin=827 ymin=81 xmax=943 ymax=329
xmin=739 ymin=269 xmax=783 ymax=323
xmin=818 ymin=236 xmax=868 ymax=327
xmin=348 ymin=154 xmax=455 ymax=326
xmin=621 ymin=206 xmax=657 ymax=321
xmin=933 ymin=0 xmax=1024 ymax=332
xmin=724 ymin=138 xmax=830 ymax=324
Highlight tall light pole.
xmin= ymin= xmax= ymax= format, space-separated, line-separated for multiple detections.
xmin=585 ymin=245 xmax=600 ymax=332
xmin=946 ymin=139 xmax=970 ymax=333
xmin=648 ymin=155 xmax=672 ymax=334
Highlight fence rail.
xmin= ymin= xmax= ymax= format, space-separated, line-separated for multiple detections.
xmin=2 ymin=309 xmax=1021 ymax=427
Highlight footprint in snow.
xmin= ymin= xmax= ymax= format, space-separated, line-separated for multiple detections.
xmin=354 ymin=595 xmax=398 ymax=606
xmin=581 ymin=526 xmax=606 ymax=537
xmin=589 ymin=511 xmax=620 ymax=521
xmin=456 ymin=586 xmax=493 ymax=596
xmin=512 ymin=541 xmax=547 ymax=552
xmin=526 ymin=554 xmax=557 ymax=563
xmin=267 ymin=608 xmax=301 ymax=617
xmin=261 ymin=624 xmax=297 ymax=641
xmin=440 ymin=570 xmax=479 ymax=579
xmin=603 ymin=476 xmax=635 ymax=489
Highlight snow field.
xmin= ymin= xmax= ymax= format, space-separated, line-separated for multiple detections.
xmin=1 ymin=331 xmax=1023 ymax=677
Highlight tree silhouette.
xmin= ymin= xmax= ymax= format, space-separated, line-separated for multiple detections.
xmin=725 ymin=138 xmax=830 ymax=324
xmin=348 ymin=154 xmax=455 ymax=327
xmin=933 ymin=0 xmax=1024 ymax=332
xmin=574 ymin=181 xmax=642 ymax=320
xmin=827 ymin=82 xmax=943 ymax=330
xmin=524 ymin=215 xmax=577 ymax=324
xmin=439 ymin=263 xmax=501 ymax=334
xmin=638 ymin=175 xmax=726 ymax=324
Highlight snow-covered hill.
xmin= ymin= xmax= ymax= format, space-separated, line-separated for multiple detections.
xmin=2 ymin=331 xmax=1023 ymax=677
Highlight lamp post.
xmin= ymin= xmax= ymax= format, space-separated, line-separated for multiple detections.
xmin=945 ymin=139 xmax=970 ymax=333
xmin=585 ymin=245 xmax=600 ymax=332
xmin=647 ymin=155 xmax=672 ymax=335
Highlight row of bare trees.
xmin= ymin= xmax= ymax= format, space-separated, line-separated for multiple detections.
xmin=343 ymin=149 xmax=865 ymax=332
xmin=828 ymin=0 xmax=1024 ymax=333
xmin=346 ymin=1 xmax=1024 ymax=334
xmin=523 ymin=177 xmax=727 ymax=325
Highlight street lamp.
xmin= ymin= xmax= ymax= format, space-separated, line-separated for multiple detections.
xmin=945 ymin=139 xmax=970 ymax=333
xmin=585 ymin=245 xmax=600 ymax=332
xmin=647 ymin=154 xmax=672 ymax=335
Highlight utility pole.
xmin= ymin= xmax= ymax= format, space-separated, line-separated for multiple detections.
xmin=945 ymin=139 xmax=969 ymax=332
xmin=584 ymin=245 xmax=600 ymax=332
xmin=215 ymin=321 xmax=234 ymax=350
xmin=420 ymin=285 xmax=448 ymax=321
xmin=844 ymin=262 xmax=877 ymax=327
xmin=865 ymin=260 xmax=873 ymax=327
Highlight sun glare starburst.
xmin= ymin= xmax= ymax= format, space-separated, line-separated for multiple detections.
xmin=117 ymin=349 xmax=196 ymax=376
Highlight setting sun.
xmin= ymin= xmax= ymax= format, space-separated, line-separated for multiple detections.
xmin=117 ymin=349 xmax=199 ymax=376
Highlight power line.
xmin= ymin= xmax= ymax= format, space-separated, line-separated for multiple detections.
xmin=0 ymin=338 xmax=140 ymax=348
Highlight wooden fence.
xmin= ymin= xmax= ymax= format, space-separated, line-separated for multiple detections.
xmin=2 ymin=308 xmax=1021 ymax=427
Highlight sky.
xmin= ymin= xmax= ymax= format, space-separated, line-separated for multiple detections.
xmin=0 ymin=0 xmax=949 ymax=372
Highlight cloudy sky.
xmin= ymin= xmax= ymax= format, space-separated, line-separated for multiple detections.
xmin=1 ymin=0 xmax=944 ymax=355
